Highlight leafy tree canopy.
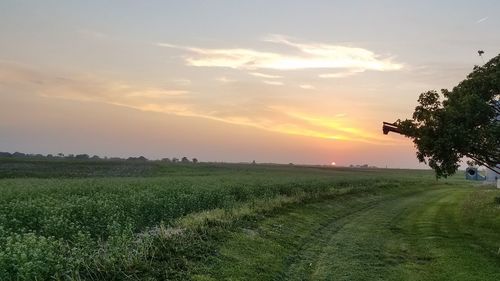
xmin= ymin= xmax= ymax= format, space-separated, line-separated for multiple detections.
xmin=396 ymin=54 xmax=500 ymax=178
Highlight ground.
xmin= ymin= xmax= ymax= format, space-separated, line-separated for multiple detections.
xmin=0 ymin=158 xmax=498 ymax=280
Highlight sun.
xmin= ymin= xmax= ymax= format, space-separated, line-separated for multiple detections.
xmin=331 ymin=162 xmax=336 ymax=166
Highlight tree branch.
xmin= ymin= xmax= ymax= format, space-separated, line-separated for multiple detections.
xmin=465 ymin=153 xmax=499 ymax=173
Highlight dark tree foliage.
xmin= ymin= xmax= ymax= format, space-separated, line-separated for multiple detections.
xmin=127 ymin=156 xmax=148 ymax=162
xmin=397 ymin=54 xmax=500 ymax=178
xmin=75 ymin=154 xmax=90 ymax=160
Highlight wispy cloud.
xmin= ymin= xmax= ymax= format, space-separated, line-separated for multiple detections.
xmin=248 ymin=72 xmax=282 ymax=79
xmin=157 ymin=35 xmax=402 ymax=73
xmin=263 ymin=80 xmax=284 ymax=86
xmin=215 ymin=76 xmax=236 ymax=83
xmin=319 ymin=68 xmax=365 ymax=78
xmin=299 ymin=84 xmax=315 ymax=90
xmin=476 ymin=16 xmax=488 ymax=24
xmin=0 ymin=62 xmax=401 ymax=145
xmin=0 ymin=62 xmax=193 ymax=116
xmin=267 ymin=106 xmax=391 ymax=144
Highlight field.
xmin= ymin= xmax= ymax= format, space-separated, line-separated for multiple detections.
xmin=0 ymin=158 xmax=499 ymax=280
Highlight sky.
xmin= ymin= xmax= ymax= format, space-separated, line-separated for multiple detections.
xmin=0 ymin=0 xmax=498 ymax=167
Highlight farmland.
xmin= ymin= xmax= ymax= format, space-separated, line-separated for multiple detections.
xmin=0 ymin=158 xmax=499 ymax=280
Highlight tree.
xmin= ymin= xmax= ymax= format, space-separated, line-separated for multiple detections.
xmin=181 ymin=157 xmax=190 ymax=163
xmin=192 ymin=158 xmax=198 ymax=164
xmin=0 ymin=152 xmax=12 ymax=158
xmin=127 ymin=156 xmax=148 ymax=162
xmin=12 ymin=152 xmax=26 ymax=158
xmin=395 ymin=54 xmax=500 ymax=178
xmin=75 ymin=154 xmax=90 ymax=160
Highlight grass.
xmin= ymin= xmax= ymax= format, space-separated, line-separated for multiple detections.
xmin=200 ymin=183 xmax=500 ymax=281
xmin=0 ymin=158 xmax=497 ymax=280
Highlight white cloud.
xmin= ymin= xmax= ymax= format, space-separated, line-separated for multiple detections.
xmin=215 ymin=76 xmax=236 ymax=83
xmin=263 ymin=80 xmax=284 ymax=86
xmin=319 ymin=68 xmax=366 ymax=79
xmin=248 ymin=72 xmax=282 ymax=79
xmin=299 ymin=84 xmax=315 ymax=90
xmin=319 ymin=72 xmax=356 ymax=78
xmin=157 ymin=36 xmax=402 ymax=73
xmin=476 ymin=16 xmax=488 ymax=24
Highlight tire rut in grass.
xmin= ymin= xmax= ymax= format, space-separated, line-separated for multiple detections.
xmin=200 ymin=186 xmax=500 ymax=281
xmin=280 ymin=188 xmax=449 ymax=281
xmin=201 ymin=187 xmax=433 ymax=280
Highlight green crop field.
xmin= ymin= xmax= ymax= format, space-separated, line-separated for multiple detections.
xmin=0 ymin=158 xmax=499 ymax=280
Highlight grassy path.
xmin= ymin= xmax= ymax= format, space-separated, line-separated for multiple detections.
xmin=195 ymin=185 xmax=500 ymax=281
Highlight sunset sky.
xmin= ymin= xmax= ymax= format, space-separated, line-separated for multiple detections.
xmin=1 ymin=0 xmax=498 ymax=167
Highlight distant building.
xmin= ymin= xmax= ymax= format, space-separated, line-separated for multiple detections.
xmin=485 ymin=165 xmax=499 ymax=184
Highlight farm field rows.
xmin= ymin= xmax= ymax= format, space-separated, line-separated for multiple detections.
xmin=0 ymin=159 xmax=498 ymax=280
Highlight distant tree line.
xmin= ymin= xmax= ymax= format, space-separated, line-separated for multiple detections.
xmin=160 ymin=157 xmax=198 ymax=163
xmin=0 ymin=151 xmax=199 ymax=163
xmin=349 ymin=164 xmax=379 ymax=169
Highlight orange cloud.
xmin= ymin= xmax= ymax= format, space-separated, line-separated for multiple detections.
xmin=0 ymin=62 xmax=400 ymax=145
